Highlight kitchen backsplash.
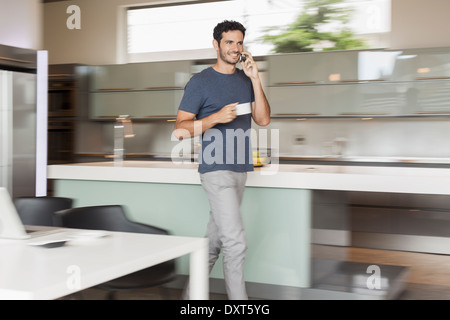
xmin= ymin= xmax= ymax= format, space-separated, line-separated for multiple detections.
xmin=75 ymin=117 xmax=450 ymax=160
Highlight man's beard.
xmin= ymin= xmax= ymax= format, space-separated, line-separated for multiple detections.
xmin=219 ymin=47 xmax=239 ymax=65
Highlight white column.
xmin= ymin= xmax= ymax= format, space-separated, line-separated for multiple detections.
xmin=0 ymin=71 xmax=12 ymax=192
xmin=35 ymin=50 xmax=48 ymax=196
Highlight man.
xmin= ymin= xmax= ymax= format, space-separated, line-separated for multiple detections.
xmin=174 ymin=20 xmax=270 ymax=300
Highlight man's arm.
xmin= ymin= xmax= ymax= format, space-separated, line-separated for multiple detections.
xmin=241 ymin=52 xmax=271 ymax=127
xmin=174 ymin=103 xmax=239 ymax=140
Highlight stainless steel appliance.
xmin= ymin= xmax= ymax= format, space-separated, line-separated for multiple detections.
xmin=0 ymin=44 xmax=48 ymax=198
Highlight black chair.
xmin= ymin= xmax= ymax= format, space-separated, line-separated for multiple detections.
xmin=14 ymin=196 xmax=73 ymax=227
xmin=56 ymin=205 xmax=177 ymax=299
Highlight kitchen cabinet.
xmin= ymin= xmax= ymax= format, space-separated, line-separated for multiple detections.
xmin=89 ymin=89 xmax=184 ymax=119
xmin=348 ymin=191 xmax=450 ymax=253
xmin=267 ymin=47 xmax=450 ymax=118
xmin=268 ymin=52 xmax=329 ymax=85
xmin=91 ymin=64 xmax=139 ymax=91
xmin=268 ymin=51 xmax=383 ymax=117
xmin=47 ymin=64 xmax=84 ymax=195
xmin=47 ymin=64 xmax=81 ymax=165
xmin=412 ymin=80 xmax=450 ymax=114
xmin=90 ymin=91 xmax=141 ymax=119
xmin=388 ymin=49 xmax=417 ymax=81
xmin=89 ymin=61 xmax=191 ymax=120
xmin=268 ymin=85 xmax=325 ymax=116
xmin=326 ymin=51 xmax=360 ymax=82
xmin=414 ymin=49 xmax=450 ymax=80
xmin=141 ymin=89 xmax=185 ymax=118
xmin=139 ymin=60 xmax=191 ymax=89
xmin=326 ymin=85 xmax=358 ymax=116
xmin=269 ymin=51 xmax=375 ymax=85
xmin=329 ymin=82 xmax=406 ymax=116
xmin=269 ymin=81 xmax=406 ymax=117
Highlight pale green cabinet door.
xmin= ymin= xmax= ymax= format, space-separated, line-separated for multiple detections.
xmin=327 ymin=50 xmax=399 ymax=83
xmin=389 ymin=48 xmax=450 ymax=82
xmin=268 ymin=53 xmax=329 ymax=85
xmin=140 ymin=90 xmax=184 ymax=117
xmin=354 ymin=83 xmax=405 ymax=116
xmin=91 ymin=64 xmax=139 ymax=91
xmin=326 ymin=51 xmax=359 ymax=82
xmin=328 ymin=83 xmax=404 ymax=116
xmin=325 ymin=85 xmax=357 ymax=115
xmin=414 ymin=50 xmax=450 ymax=80
xmin=386 ymin=49 xmax=417 ymax=81
xmin=89 ymin=92 xmax=142 ymax=119
xmin=358 ymin=50 xmax=404 ymax=81
xmin=404 ymin=48 xmax=450 ymax=114
xmin=138 ymin=60 xmax=191 ymax=89
xmin=268 ymin=85 xmax=325 ymax=116
xmin=413 ymin=81 xmax=450 ymax=114
xmin=89 ymin=90 xmax=184 ymax=119
xmin=268 ymin=51 xmax=362 ymax=85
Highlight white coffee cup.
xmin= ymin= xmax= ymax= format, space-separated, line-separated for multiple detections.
xmin=235 ymin=102 xmax=251 ymax=116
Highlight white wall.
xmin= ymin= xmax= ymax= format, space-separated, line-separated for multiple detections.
xmin=0 ymin=0 xmax=42 ymax=50
xmin=43 ymin=0 xmax=196 ymax=65
xmin=44 ymin=0 xmax=122 ymax=65
xmin=391 ymin=0 xmax=450 ymax=49
xmin=44 ymin=0 xmax=450 ymax=65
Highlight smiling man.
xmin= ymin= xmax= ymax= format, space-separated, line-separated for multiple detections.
xmin=175 ymin=20 xmax=270 ymax=300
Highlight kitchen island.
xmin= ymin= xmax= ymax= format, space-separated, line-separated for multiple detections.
xmin=47 ymin=161 xmax=450 ymax=299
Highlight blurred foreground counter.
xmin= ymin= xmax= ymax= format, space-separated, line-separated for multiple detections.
xmin=47 ymin=161 xmax=450 ymax=299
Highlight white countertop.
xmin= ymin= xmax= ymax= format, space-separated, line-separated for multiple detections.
xmin=47 ymin=161 xmax=450 ymax=195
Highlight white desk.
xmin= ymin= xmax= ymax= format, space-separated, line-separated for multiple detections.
xmin=0 ymin=230 xmax=208 ymax=300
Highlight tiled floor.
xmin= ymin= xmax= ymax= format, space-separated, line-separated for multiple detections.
xmin=73 ymin=282 xmax=450 ymax=300
xmin=70 ymin=245 xmax=450 ymax=300
xmin=312 ymin=245 xmax=450 ymax=300
xmin=72 ymin=287 xmax=226 ymax=300
xmin=398 ymin=283 xmax=450 ymax=300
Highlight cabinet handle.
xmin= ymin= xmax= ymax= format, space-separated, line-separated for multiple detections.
xmin=94 ymin=115 xmax=177 ymax=119
xmin=415 ymin=76 xmax=450 ymax=80
xmin=144 ymin=115 xmax=176 ymax=118
xmin=96 ymin=87 xmax=184 ymax=91
xmin=145 ymin=86 xmax=184 ymax=90
xmin=274 ymin=113 xmax=320 ymax=116
xmin=337 ymin=79 xmax=386 ymax=83
xmin=49 ymin=74 xmax=72 ymax=78
xmin=338 ymin=112 xmax=389 ymax=116
xmin=274 ymin=81 xmax=317 ymax=85
xmin=98 ymin=88 xmax=133 ymax=91
xmin=0 ymin=56 xmax=33 ymax=64
xmin=273 ymin=80 xmax=386 ymax=85
xmin=415 ymin=111 xmax=450 ymax=114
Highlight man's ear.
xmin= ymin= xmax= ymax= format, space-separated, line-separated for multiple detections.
xmin=212 ymin=39 xmax=219 ymax=51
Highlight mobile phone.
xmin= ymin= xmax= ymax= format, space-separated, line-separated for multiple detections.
xmin=239 ymin=53 xmax=246 ymax=63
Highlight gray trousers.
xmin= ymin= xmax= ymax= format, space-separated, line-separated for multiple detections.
xmin=183 ymin=170 xmax=248 ymax=300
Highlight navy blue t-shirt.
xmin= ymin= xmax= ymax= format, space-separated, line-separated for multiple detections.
xmin=178 ymin=67 xmax=255 ymax=173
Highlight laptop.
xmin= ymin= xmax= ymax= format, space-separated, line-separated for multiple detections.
xmin=0 ymin=187 xmax=66 ymax=240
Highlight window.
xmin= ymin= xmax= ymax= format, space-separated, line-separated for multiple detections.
xmin=127 ymin=0 xmax=391 ymax=63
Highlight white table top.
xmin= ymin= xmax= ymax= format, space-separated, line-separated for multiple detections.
xmin=0 ymin=229 xmax=207 ymax=300
xmin=47 ymin=160 xmax=450 ymax=195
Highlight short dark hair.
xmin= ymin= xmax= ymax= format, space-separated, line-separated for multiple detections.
xmin=213 ymin=20 xmax=246 ymax=44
